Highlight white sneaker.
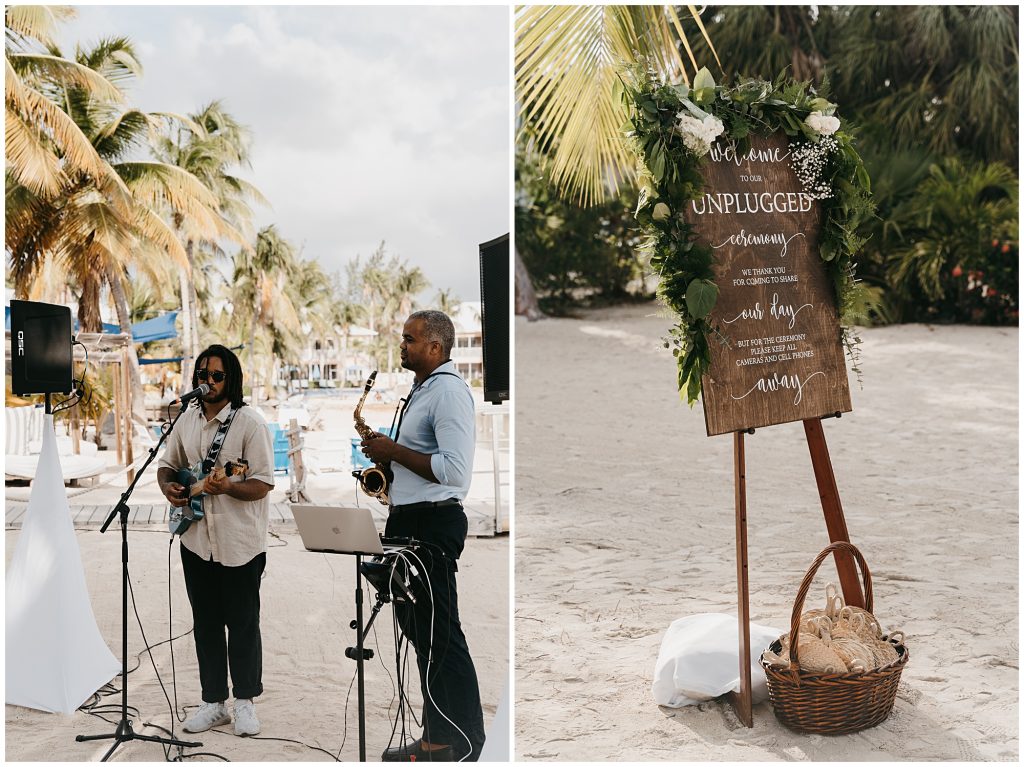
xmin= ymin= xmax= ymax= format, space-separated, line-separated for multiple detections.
xmin=233 ymin=698 xmax=260 ymax=736
xmin=183 ymin=701 xmax=230 ymax=733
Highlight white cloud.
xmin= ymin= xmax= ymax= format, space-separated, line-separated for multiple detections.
xmin=54 ymin=5 xmax=509 ymax=301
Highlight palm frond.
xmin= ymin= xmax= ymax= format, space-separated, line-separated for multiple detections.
xmin=5 ymin=5 xmax=76 ymax=47
xmin=516 ymin=4 xmax=720 ymax=205
xmin=133 ymin=206 xmax=191 ymax=270
xmin=4 ymin=109 xmax=67 ymax=195
xmin=7 ymin=52 xmax=125 ymax=104
xmin=94 ymin=108 xmax=153 ymax=160
xmin=74 ymin=36 xmax=142 ymax=85
xmin=115 ymin=161 xmax=220 ymax=218
xmin=6 ymin=59 xmax=127 ymax=194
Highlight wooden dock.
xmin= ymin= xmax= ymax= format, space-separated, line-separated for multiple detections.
xmin=6 ymin=501 xmax=501 ymax=537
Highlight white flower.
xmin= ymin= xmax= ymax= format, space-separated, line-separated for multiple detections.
xmin=701 ymin=114 xmax=724 ymax=141
xmin=805 ymin=111 xmax=840 ymax=136
xmin=676 ymin=112 xmax=725 ymax=156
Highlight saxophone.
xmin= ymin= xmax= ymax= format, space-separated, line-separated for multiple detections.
xmin=352 ymin=371 xmax=392 ymax=505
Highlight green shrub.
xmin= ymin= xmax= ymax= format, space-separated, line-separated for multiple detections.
xmin=886 ymin=158 xmax=1017 ymax=324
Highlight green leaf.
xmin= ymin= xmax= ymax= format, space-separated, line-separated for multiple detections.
xmin=685 ymin=278 xmax=718 ymax=319
xmin=693 ymin=87 xmax=715 ymax=106
xmin=652 ymin=202 xmax=671 ymax=221
xmin=672 ymin=83 xmax=690 ymax=100
xmin=651 ymin=144 xmax=666 ymax=182
xmin=686 ymin=368 xmax=702 ymax=405
xmin=693 ymin=67 xmax=715 ymax=91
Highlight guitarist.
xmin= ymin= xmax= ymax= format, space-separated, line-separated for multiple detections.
xmin=157 ymin=344 xmax=275 ymax=737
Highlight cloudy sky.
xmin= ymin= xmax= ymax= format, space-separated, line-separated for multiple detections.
xmin=54 ymin=4 xmax=510 ymax=303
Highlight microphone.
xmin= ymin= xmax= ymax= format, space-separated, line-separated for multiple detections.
xmin=170 ymin=383 xmax=210 ymax=407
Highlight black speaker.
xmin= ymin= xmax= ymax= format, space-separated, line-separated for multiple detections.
xmin=479 ymin=233 xmax=510 ymax=404
xmin=9 ymin=300 xmax=74 ymax=396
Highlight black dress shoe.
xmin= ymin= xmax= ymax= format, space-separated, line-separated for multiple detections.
xmin=381 ymin=738 xmax=454 ymax=762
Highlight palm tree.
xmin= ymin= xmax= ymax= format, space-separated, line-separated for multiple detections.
xmin=6 ymin=31 xmax=224 ymax=426
xmin=231 ymin=225 xmax=300 ymax=400
xmin=383 ymin=263 xmax=428 ymax=385
xmin=434 ymin=287 xmax=461 ymax=316
xmin=154 ymin=101 xmax=266 ymax=376
xmin=5 ymin=5 xmax=125 ymax=196
xmin=515 ymin=5 xmax=720 ymax=206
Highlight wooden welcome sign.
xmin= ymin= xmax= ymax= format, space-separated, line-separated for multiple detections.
xmin=686 ymin=132 xmax=862 ymax=728
xmin=687 ymin=132 xmax=852 ymax=436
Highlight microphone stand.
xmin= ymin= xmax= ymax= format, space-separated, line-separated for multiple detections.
xmin=76 ymin=402 xmax=201 ymax=760
xmin=344 ymin=553 xmax=382 ymax=762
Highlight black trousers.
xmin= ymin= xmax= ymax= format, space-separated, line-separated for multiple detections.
xmin=385 ymin=507 xmax=486 ymax=761
xmin=180 ymin=545 xmax=266 ymax=703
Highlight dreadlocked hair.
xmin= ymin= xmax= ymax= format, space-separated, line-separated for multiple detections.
xmin=192 ymin=344 xmax=247 ymax=410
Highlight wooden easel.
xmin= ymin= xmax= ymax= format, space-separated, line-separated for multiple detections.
xmin=727 ymin=415 xmax=865 ymax=727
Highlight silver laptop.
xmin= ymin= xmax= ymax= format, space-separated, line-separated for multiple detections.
xmin=292 ymin=505 xmax=385 ymax=555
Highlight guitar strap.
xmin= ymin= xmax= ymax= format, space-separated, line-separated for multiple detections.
xmin=201 ymin=405 xmax=238 ymax=474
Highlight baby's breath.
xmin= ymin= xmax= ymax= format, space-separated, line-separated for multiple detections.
xmin=790 ymin=136 xmax=838 ymax=200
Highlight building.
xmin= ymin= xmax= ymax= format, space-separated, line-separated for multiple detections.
xmin=449 ymin=301 xmax=484 ymax=385
xmin=279 ymin=303 xmax=483 ymax=390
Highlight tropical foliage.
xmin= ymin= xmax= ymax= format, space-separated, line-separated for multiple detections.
xmin=515 ymin=4 xmax=720 ymax=205
xmin=516 ymin=4 xmax=1019 ymax=329
xmin=516 ymin=143 xmax=646 ymax=312
xmin=5 ymin=8 xmax=223 ymax=424
xmin=344 ymin=242 xmax=429 ymax=375
xmin=6 ymin=8 xmax=455 ymax=423
xmin=675 ymin=4 xmax=1019 ymax=325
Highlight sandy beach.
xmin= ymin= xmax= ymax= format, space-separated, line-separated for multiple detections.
xmin=4 ymin=528 xmax=508 ymax=762
xmin=514 ymin=302 xmax=1018 ymax=761
xmin=5 ymin=392 xmax=509 ymax=762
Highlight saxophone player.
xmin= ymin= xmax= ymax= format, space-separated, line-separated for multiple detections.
xmin=359 ymin=310 xmax=485 ymax=762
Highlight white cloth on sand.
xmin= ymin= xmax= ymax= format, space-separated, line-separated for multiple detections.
xmin=652 ymin=613 xmax=782 ymax=708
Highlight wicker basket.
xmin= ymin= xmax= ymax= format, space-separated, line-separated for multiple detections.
xmin=761 ymin=542 xmax=908 ymax=735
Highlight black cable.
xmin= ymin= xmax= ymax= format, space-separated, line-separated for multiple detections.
xmin=334 ymin=668 xmax=359 ymax=761
xmin=167 ymin=537 xmax=187 ymax=725
xmin=267 ymin=529 xmax=288 ymax=548
xmin=126 ymin=560 xmax=186 ymax=761
xmin=177 ymin=751 xmax=230 ymax=761
xmin=248 ymin=735 xmax=339 ymax=761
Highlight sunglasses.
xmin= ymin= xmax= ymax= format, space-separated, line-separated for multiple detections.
xmin=197 ymin=369 xmax=227 ymax=383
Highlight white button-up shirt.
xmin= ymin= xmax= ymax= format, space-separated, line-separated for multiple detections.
xmin=159 ymin=403 xmax=275 ymax=566
xmin=390 ymin=361 xmax=475 ymax=505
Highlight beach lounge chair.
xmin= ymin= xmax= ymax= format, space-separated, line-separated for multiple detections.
xmin=5 ymin=405 xmax=109 ymax=485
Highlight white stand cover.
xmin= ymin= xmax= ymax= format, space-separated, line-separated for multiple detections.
xmin=479 ymin=675 xmax=510 ymax=761
xmin=5 ymin=415 xmax=120 ymax=714
xmin=652 ymin=613 xmax=782 ymax=708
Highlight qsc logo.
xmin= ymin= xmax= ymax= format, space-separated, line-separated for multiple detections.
xmin=16 ymin=330 xmax=25 ymax=356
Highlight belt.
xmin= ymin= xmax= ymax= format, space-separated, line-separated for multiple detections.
xmin=388 ymin=498 xmax=463 ymax=514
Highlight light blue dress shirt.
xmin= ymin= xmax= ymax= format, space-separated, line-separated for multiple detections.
xmin=390 ymin=360 xmax=475 ymax=506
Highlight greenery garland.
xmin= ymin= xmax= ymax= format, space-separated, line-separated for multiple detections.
xmin=623 ymin=65 xmax=874 ymax=405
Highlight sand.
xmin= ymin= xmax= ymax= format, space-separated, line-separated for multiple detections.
xmin=514 ymin=303 xmax=1018 ymax=761
xmin=4 ymin=529 xmax=507 ymax=762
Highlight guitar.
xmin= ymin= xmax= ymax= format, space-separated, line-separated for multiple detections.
xmin=168 ymin=459 xmax=250 ymax=536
